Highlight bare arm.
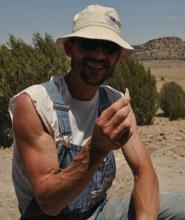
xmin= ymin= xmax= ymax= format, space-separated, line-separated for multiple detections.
xmin=122 ymin=108 xmax=159 ymax=220
xmin=13 ymin=93 xmax=131 ymax=216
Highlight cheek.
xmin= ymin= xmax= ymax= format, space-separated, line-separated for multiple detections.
xmin=71 ymin=54 xmax=85 ymax=71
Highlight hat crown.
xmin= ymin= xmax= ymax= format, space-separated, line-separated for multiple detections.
xmin=56 ymin=4 xmax=134 ymax=57
xmin=73 ymin=5 xmax=121 ymax=34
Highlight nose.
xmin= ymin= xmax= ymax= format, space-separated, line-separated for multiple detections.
xmin=91 ymin=47 xmax=107 ymax=60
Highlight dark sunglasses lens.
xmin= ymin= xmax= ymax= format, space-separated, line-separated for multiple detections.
xmin=105 ymin=42 xmax=120 ymax=54
xmin=79 ymin=39 xmax=120 ymax=54
xmin=79 ymin=39 xmax=98 ymax=51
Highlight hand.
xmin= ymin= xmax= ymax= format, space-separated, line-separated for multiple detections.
xmin=91 ymin=95 xmax=133 ymax=155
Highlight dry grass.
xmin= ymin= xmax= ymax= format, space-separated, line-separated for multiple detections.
xmin=142 ymin=60 xmax=185 ymax=91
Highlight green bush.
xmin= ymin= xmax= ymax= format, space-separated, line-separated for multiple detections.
xmin=106 ymin=58 xmax=158 ymax=125
xmin=160 ymin=82 xmax=185 ymax=120
xmin=0 ymin=33 xmax=70 ymax=147
xmin=0 ymin=33 xmax=69 ymax=98
xmin=0 ymin=96 xmax=13 ymax=147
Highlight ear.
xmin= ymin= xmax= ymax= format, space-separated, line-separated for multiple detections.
xmin=64 ymin=39 xmax=74 ymax=57
xmin=115 ymin=49 xmax=122 ymax=63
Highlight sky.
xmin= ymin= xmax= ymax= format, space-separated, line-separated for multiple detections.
xmin=0 ymin=0 xmax=185 ymax=46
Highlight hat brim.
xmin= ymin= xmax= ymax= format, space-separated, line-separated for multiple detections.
xmin=56 ymin=26 xmax=134 ymax=59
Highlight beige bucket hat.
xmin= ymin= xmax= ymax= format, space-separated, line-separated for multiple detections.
xmin=56 ymin=4 xmax=134 ymax=58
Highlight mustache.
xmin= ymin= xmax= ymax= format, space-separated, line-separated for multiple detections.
xmin=84 ymin=57 xmax=108 ymax=66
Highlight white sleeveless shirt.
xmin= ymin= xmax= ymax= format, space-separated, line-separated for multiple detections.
xmin=9 ymin=75 xmax=122 ymax=212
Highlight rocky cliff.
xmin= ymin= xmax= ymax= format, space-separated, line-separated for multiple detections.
xmin=132 ymin=37 xmax=185 ymax=60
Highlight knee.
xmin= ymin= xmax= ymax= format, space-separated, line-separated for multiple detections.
xmin=159 ymin=192 xmax=185 ymax=220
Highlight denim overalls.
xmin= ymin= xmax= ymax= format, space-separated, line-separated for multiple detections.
xmin=21 ymin=80 xmax=116 ymax=219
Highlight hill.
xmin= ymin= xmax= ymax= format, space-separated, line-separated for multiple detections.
xmin=132 ymin=37 xmax=185 ymax=60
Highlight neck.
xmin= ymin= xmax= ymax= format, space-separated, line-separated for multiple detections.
xmin=64 ymin=71 xmax=98 ymax=101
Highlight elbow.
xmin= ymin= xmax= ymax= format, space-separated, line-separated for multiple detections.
xmin=39 ymin=203 xmax=62 ymax=216
xmin=152 ymin=170 xmax=159 ymax=189
xmin=35 ymin=189 xmax=65 ymax=216
xmin=33 ymin=173 xmax=66 ymax=216
xmin=148 ymin=166 xmax=159 ymax=185
xmin=36 ymin=194 xmax=64 ymax=216
xmin=134 ymin=165 xmax=159 ymax=184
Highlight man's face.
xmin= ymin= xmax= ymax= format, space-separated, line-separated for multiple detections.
xmin=68 ymin=38 xmax=121 ymax=86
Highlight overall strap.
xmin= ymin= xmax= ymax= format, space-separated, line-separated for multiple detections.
xmin=21 ymin=84 xmax=113 ymax=219
xmin=42 ymin=80 xmax=72 ymax=135
xmin=98 ymin=86 xmax=111 ymax=116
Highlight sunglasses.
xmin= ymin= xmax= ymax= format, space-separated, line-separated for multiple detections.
xmin=77 ymin=38 xmax=120 ymax=55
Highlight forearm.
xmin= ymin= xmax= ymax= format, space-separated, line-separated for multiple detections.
xmin=37 ymin=142 xmax=106 ymax=215
xmin=121 ymin=110 xmax=159 ymax=220
xmin=132 ymin=168 xmax=159 ymax=220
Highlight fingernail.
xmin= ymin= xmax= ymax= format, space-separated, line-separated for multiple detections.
xmin=125 ymin=88 xmax=130 ymax=97
xmin=125 ymin=88 xmax=131 ymax=101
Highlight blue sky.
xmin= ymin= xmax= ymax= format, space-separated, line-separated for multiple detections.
xmin=0 ymin=0 xmax=184 ymax=45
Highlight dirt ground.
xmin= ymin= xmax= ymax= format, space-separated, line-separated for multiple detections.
xmin=0 ymin=60 xmax=185 ymax=219
xmin=109 ymin=115 xmax=185 ymax=197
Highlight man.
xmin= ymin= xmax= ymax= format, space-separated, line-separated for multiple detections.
xmin=9 ymin=4 xmax=185 ymax=220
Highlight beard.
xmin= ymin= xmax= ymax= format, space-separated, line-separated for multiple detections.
xmin=80 ymin=68 xmax=108 ymax=86
xmin=71 ymin=56 xmax=116 ymax=86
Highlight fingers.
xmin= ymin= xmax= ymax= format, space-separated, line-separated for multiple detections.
xmin=102 ymin=108 xmax=132 ymax=148
xmin=100 ymin=95 xmax=130 ymax=122
xmin=103 ymin=105 xmax=130 ymax=134
xmin=98 ymin=96 xmax=132 ymax=145
xmin=92 ymin=92 xmax=132 ymax=153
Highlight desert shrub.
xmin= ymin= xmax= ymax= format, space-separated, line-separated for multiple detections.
xmin=0 ymin=33 xmax=69 ymax=98
xmin=0 ymin=33 xmax=70 ymax=147
xmin=160 ymin=82 xmax=185 ymax=120
xmin=106 ymin=58 xmax=158 ymax=125
xmin=0 ymin=96 xmax=13 ymax=147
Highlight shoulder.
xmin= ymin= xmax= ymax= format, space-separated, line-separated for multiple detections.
xmin=9 ymin=82 xmax=55 ymax=135
xmin=9 ymin=83 xmax=48 ymax=116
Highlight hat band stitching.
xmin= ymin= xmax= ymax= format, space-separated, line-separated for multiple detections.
xmin=73 ymin=23 xmax=120 ymax=35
